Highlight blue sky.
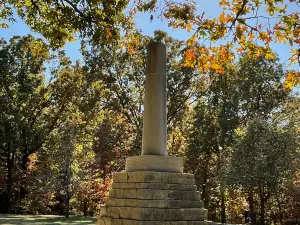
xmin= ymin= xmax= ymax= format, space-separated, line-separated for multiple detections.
xmin=0 ymin=1 xmax=298 ymax=70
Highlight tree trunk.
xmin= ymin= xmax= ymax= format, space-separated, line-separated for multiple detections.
xmin=259 ymin=184 xmax=265 ymax=225
xmin=6 ymin=153 xmax=14 ymax=213
xmin=248 ymin=191 xmax=256 ymax=225
xmin=277 ymin=196 xmax=283 ymax=225
xmin=83 ymin=201 xmax=88 ymax=217
xmin=221 ymin=193 xmax=226 ymax=223
xmin=260 ymin=198 xmax=265 ymax=225
xmin=65 ymin=189 xmax=70 ymax=218
xmin=19 ymin=153 xmax=28 ymax=203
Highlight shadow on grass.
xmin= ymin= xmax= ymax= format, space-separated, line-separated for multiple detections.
xmin=0 ymin=214 xmax=97 ymax=225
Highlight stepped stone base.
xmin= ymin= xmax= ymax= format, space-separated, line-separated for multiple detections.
xmin=98 ymin=171 xmax=210 ymax=225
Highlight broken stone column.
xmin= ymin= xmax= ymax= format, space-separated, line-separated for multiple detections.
xmin=98 ymin=42 xmax=210 ymax=225
xmin=125 ymin=42 xmax=183 ymax=173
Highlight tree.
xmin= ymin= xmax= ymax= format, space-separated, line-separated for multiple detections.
xmin=0 ymin=0 xmax=131 ymax=48
xmin=186 ymin=53 xmax=290 ymax=223
xmin=186 ymin=67 xmax=240 ymax=222
xmin=236 ymin=54 xmax=288 ymax=122
xmin=0 ymin=36 xmax=56 ymax=212
xmin=0 ymin=35 xmax=105 ymax=213
xmin=228 ymin=118 xmax=298 ymax=225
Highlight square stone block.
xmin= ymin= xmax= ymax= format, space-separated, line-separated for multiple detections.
xmin=169 ymin=190 xmax=201 ymax=201
xmin=106 ymin=198 xmax=126 ymax=207
xmin=127 ymin=171 xmax=169 ymax=183
xmin=98 ymin=216 xmax=111 ymax=225
xmin=109 ymin=189 xmax=123 ymax=198
xmin=125 ymin=155 xmax=183 ymax=173
xmin=121 ymin=220 xmax=171 ymax=225
xmin=124 ymin=199 xmax=168 ymax=208
xmin=170 ymin=222 xmax=187 ymax=225
xmin=166 ymin=208 xmax=207 ymax=221
xmin=112 ymin=182 xmax=197 ymax=191
xmin=168 ymin=200 xmax=204 ymax=209
xmin=123 ymin=189 xmax=137 ymax=199
xmin=124 ymin=171 xmax=196 ymax=185
xmin=136 ymin=189 xmax=170 ymax=200
xmin=168 ymin=184 xmax=197 ymax=191
xmin=113 ymin=172 xmax=128 ymax=183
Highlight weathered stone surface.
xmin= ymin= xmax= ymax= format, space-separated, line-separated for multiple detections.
xmin=136 ymin=189 xmax=171 ymax=200
xmin=169 ymin=190 xmax=201 ymax=201
xmin=166 ymin=208 xmax=207 ymax=221
xmin=113 ymin=172 xmax=128 ymax=183
xmin=100 ymin=204 xmax=107 ymax=214
xmin=168 ymin=184 xmax=197 ymax=191
xmin=106 ymin=198 xmax=203 ymax=209
xmin=101 ymin=171 xmax=209 ymax=224
xmin=98 ymin=216 xmax=112 ymax=225
xmin=112 ymin=182 xmax=197 ymax=191
xmin=106 ymin=199 xmax=126 ymax=207
xmin=127 ymin=171 xmax=169 ymax=183
xmin=123 ymin=189 xmax=137 ymax=199
xmin=126 ymin=199 xmax=168 ymax=208
xmin=109 ymin=189 xmax=124 ymax=199
xmin=168 ymin=200 xmax=204 ymax=209
xmin=120 ymin=171 xmax=195 ymax=184
xmin=106 ymin=206 xmax=207 ymax=221
xmin=170 ymin=222 xmax=187 ymax=225
xmin=98 ymin=217 xmax=216 ymax=225
xmin=120 ymin=219 xmax=171 ymax=225
xmin=125 ymin=155 xmax=183 ymax=173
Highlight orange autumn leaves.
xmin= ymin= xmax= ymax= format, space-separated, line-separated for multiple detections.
xmin=184 ymin=45 xmax=234 ymax=74
xmin=123 ymin=0 xmax=299 ymax=88
xmin=181 ymin=0 xmax=299 ymax=88
xmin=285 ymin=71 xmax=300 ymax=90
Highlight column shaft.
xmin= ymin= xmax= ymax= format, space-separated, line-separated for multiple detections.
xmin=141 ymin=42 xmax=167 ymax=156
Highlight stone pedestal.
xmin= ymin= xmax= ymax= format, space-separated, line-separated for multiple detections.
xmin=98 ymin=171 xmax=212 ymax=225
xmin=125 ymin=155 xmax=183 ymax=173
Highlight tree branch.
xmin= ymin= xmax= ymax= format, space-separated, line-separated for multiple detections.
xmin=229 ymin=0 xmax=248 ymax=30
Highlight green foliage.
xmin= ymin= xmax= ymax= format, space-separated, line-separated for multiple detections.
xmin=229 ymin=119 xmax=298 ymax=191
xmin=228 ymin=118 xmax=299 ymax=224
xmin=0 ymin=0 xmax=130 ymax=48
xmin=186 ymin=53 xmax=294 ymax=223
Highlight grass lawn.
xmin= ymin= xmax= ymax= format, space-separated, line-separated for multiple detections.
xmin=0 ymin=214 xmax=97 ymax=225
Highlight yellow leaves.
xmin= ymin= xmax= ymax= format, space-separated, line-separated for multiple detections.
xmin=219 ymin=11 xmax=226 ymax=23
xmin=187 ymin=23 xmax=192 ymax=32
xmin=260 ymin=31 xmax=268 ymax=40
xmin=187 ymin=33 xmax=197 ymax=47
xmin=28 ymin=153 xmax=39 ymax=172
xmin=69 ymin=37 xmax=77 ymax=43
xmin=248 ymin=32 xmax=255 ymax=41
xmin=184 ymin=48 xmax=197 ymax=68
xmin=218 ymin=11 xmax=232 ymax=24
xmin=126 ymin=44 xmax=136 ymax=55
xmin=211 ymin=62 xmax=224 ymax=74
xmin=284 ymin=71 xmax=300 ymax=89
xmin=219 ymin=0 xmax=230 ymax=7
xmin=265 ymin=52 xmax=275 ymax=60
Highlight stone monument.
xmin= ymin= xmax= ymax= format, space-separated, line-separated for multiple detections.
xmin=98 ymin=42 xmax=210 ymax=225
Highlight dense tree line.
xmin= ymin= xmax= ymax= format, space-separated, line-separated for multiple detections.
xmin=0 ymin=32 xmax=299 ymax=225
